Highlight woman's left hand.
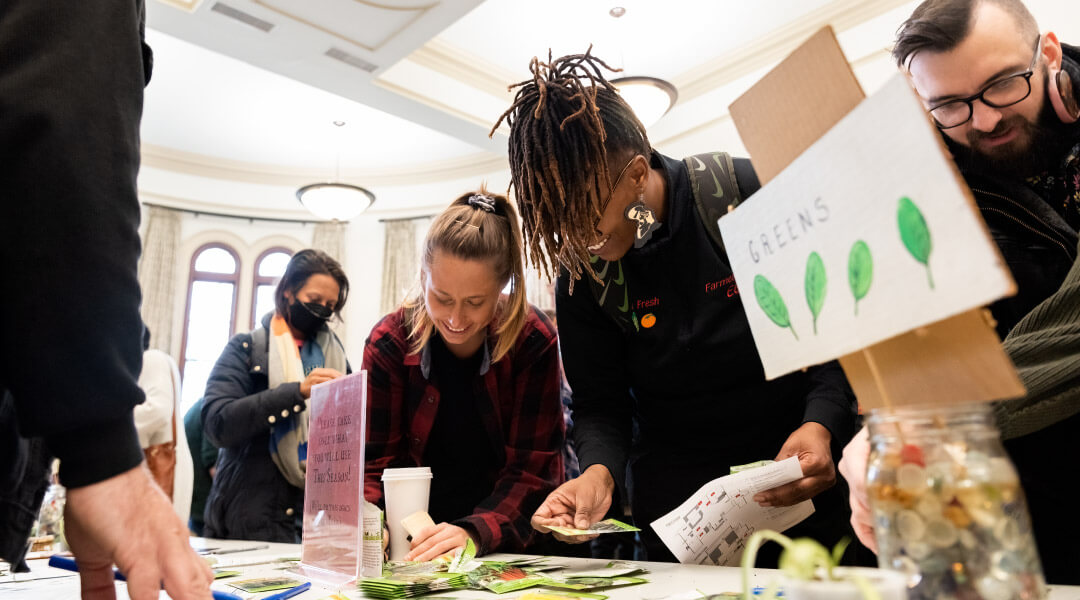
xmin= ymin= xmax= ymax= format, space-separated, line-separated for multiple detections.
xmin=404 ymin=523 xmax=474 ymax=562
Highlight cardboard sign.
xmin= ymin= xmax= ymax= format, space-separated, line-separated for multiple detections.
xmin=725 ymin=27 xmax=1025 ymax=408
xmin=297 ymin=370 xmax=367 ymax=584
xmin=718 ymin=73 xmax=1015 ymax=380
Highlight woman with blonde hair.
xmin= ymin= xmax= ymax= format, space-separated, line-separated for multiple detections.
xmin=363 ymin=189 xmax=564 ymax=561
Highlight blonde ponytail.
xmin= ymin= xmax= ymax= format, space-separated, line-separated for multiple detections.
xmin=403 ymin=187 xmax=528 ymax=363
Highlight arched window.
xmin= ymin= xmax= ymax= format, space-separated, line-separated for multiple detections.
xmin=180 ymin=243 xmax=240 ymax=411
xmin=251 ymin=247 xmax=292 ymax=329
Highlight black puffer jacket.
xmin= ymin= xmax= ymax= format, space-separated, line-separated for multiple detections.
xmin=202 ymin=313 xmax=349 ymax=542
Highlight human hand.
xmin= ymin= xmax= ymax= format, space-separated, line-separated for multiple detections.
xmin=838 ymin=426 xmax=877 ymax=552
xmin=64 ymin=464 xmax=214 ymax=600
xmin=299 ymin=368 xmax=344 ymax=398
xmin=531 ymin=464 xmax=614 ymax=543
xmin=754 ymin=422 xmax=836 ymax=507
xmin=404 ymin=523 xmax=474 ymax=562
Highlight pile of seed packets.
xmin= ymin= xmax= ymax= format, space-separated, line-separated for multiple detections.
xmin=357 ymin=569 xmax=469 ymax=599
xmin=357 ymin=540 xmax=649 ymax=599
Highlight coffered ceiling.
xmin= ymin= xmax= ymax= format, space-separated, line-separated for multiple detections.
xmin=139 ymin=0 xmax=1079 ymax=217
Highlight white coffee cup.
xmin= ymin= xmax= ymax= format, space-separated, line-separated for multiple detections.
xmin=381 ymin=467 xmax=432 ymax=560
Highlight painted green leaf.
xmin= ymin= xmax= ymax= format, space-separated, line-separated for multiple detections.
xmin=848 ymin=240 xmax=873 ymax=316
xmin=898 ymin=196 xmax=935 ymax=289
xmin=804 ymin=252 xmax=826 ymax=335
xmin=754 ymin=274 xmax=799 ymax=340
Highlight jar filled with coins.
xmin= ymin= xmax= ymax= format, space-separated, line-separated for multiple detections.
xmin=866 ymin=403 xmax=1045 ymax=600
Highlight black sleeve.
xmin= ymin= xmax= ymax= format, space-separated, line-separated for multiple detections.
xmin=0 ymin=0 xmax=153 ymax=488
xmin=201 ymin=334 xmax=305 ymax=449
xmin=802 ymin=361 xmax=858 ymax=451
xmin=555 ymin=272 xmax=634 ymax=492
xmin=730 ymin=157 xmax=857 ymax=447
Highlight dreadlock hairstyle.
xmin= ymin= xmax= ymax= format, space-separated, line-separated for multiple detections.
xmin=492 ymin=47 xmax=651 ymax=290
xmin=402 ymin=187 xmax=528 ymax=364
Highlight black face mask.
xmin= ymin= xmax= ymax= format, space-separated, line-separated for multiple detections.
xmin=287 ymin=300 xmax=332 ymax=337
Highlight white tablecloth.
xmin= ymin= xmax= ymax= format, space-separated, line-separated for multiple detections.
xmin=5 ymin=538 xmax=1079 ymax=599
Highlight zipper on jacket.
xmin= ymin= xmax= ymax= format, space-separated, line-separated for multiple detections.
xmin=972 ymin=188 xmax=1075 ymax=260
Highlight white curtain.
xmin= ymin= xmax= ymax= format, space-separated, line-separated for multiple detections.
xmin=380 ymin=219 xmax=422 ymax=315
xmin=312 ymin=220 xmax=348 ymax=344
xmin=524 ymin=262 xmax=556 ymax=312
xmin=138 ymin=205 xmax=181 ymax=352
xmin=312 ymin=220 xmax=346 ymax=262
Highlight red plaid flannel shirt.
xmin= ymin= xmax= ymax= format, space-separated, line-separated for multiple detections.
xmin=362 ymin=305 xmax=565 ymax=554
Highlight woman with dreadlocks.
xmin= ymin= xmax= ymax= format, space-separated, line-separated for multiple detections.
xmin=493 ymin=50 xmax=859 ymax=565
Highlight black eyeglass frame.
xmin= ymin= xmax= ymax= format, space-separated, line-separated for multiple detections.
xmin=929 ymin=35 xmax=1043 ymax=130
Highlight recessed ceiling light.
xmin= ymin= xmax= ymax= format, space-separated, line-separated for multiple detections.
xmin=609 ymin=6 xmax=626 ymax=18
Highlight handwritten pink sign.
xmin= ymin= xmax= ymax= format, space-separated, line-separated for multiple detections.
xmin=299 ymin=370 xmax=367 ymax=582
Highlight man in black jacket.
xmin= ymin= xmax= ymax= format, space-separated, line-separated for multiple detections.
xmin=858 ymin=0 xmax=1080 ymax=583
xmin=894 ymin=0 xmax=1079 ymax=338
xmin=0 ymin=2 xmax=212 ymax=597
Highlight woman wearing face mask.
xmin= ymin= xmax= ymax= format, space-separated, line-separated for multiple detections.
xmin=363 ymin=190 xmax=565 ymax=561
xmin=203 ymin=249 xmax=350 ymax=542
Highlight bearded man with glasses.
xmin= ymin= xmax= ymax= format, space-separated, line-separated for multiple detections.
xmin=837 ymin=0 xmax=1080 ymax=584
xmin=896 ymin=0 xmax=1079 ymax=337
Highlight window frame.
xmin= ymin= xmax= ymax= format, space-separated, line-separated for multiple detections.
xmin=250 ymin=246 xmax=293 ymax=330
xmin=179 ymin=242 xmax=241 ymax=377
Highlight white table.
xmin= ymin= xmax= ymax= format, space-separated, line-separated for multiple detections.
xmin=5 ymin=538 xmax=1080 ymax=599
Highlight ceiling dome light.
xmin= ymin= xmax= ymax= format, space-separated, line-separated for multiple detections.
xmin=296 ymin=120 xmax=375 ymax=221
xmin=297 ymin=182 xmax=375 ymax=221
xmin=611 ymin=76 xmax=678 ymax=128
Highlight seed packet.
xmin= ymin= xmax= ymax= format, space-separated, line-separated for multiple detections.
xmin=545 ymin=519 xmax=640 ymax=536
xmin=228 ymin=576 xmax=303 ymax=592
xmin=730 ymin=460 xmax=775 ymax=474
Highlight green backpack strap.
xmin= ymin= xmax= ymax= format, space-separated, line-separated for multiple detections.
xmin=684 ymin=152 xmax=743 ymax=259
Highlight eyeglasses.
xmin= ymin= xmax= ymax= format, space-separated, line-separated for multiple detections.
xmin=929 ymin=36 xmax=1042 ymax=129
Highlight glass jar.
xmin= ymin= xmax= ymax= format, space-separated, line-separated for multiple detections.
xmin=866 ymin=403 xmax=1046 ymax=600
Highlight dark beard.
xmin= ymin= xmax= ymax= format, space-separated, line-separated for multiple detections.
xmin=951 ymin=83 xmax=1077 ymax=178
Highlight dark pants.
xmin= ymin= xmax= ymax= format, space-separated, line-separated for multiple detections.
xmin=0 ymin=0 xmax=150 ymax=565
xmin=1004 ymin=411 xmax=1080 ymax=585
xmin=0 ymin=392 xmax=52 ymax=571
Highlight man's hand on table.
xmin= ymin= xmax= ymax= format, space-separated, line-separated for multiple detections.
xmin=754 ymin=421 xmax=836 ymax=507
xmin=64 ymin=464 xmax=214 ymax=600
xmin=531 ymin=464 xmax=615 ymax=543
